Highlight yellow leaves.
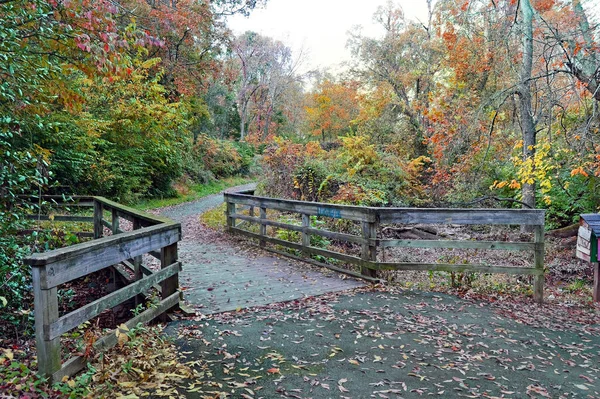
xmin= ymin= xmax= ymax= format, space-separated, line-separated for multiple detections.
xmin=140 ymin=57 xmax=161 ymax=69
xmin=339 ymin=135 xmax=378 ymax=177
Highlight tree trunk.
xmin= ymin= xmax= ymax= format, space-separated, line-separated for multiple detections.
xmin=517 ymin=0 xmax=537 ymax=213
xmin=239 ymin=103 xmax=247 ymax=140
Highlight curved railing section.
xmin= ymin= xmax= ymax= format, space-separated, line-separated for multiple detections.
xmin=24 ymin=196 xmax=181 ymax=381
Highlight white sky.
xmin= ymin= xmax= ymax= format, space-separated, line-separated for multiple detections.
xmin=227 ymin=0 xmax=430 ymax=74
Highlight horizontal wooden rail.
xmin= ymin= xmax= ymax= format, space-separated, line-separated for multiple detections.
xmin=27 ymin=223 xmax=180 ymax=289
xmin=24 ymin=195 xmax=182 ymax=382
xmin=377 ymin=239 xmax=537 ymax=251
xmin=377 ymin=208 xmax=545 ymax=225
xmin=225 ymin=191 xmax=546 ymax=303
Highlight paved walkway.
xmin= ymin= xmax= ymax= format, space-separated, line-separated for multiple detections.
xmin=157 ymin=185 xmax=364 ymax=314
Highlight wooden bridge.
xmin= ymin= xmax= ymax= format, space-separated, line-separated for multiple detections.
xmin=23 ymin=189 xmax=545 ymax=381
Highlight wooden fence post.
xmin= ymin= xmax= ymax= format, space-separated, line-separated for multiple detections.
xmin=225 ymin=198 xmax=235 ymax=232
xmin=160 ymin=241 xmax=179 ymax=320
xmin=93 ymin=200 xmax=103 ymax=239
xmin=302 ymin=214 xmax=310 ymax=257
xmin=259 ymin=207 xmax=267 ymax=248
xmin=593 ymin=262 xmax=599 ymax=303
xmin=361 ymin=219 xmax=378 ymax=278
xmin=533 ymin=225 xmax=545 ymax=303
xmin=32 ymin=267 xmax=61 ymax=380
xmin=111 ymin=208 xmax=119 ymax=235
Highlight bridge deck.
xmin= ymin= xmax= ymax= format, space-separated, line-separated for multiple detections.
xmin=157 ymin=191 xmax=365 ymax=315
xmin=177 ymin=240 xmax=365 ymax=314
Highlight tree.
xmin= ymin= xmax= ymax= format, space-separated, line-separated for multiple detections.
xmin=517 ymin=0 xmax=537 ymax=209
xmin=348 ymin=0 xmax=443 ymax=156
xmin=304 ymin=78 xmax=360 ymax=142
xmin=231 ymin=31 xmax=301 ymax=140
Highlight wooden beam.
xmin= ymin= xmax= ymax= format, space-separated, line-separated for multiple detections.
xmin=259 ymin=207 xmax=267 ymax=248
xmin=93 ymin=200 xmax=103 ymax=239
xmin=33 ymin=267 xmax=60 ymax=380
xmin=594 ymin=262 xmax=600 ymax=303
xmin=26 ymin=223 xmax=181 ymax=289
xmin=533 ymin=225 xmax=545 ymax=303
xmin=361 ymin=221 xmax=378 ymax=278
xmin=95 ymin=197 xmax=173 ymax=226
xmin=370 ymin=262 xmax=543 ymax=275
xmin=231 ymin=213 xmax=367 ymax=244
xmin=302 ymin=214 xmax=310 ymax=257
xmin=378 ymin=239 xmax=536 ymax=251
xmin=263 ymin=247 xmax=379 ymax=283
xmin=378 ymin=208 xmax=545 ymax=226
xmin=160 ymin=243 xmax=179 ymax=318
xmin=225 ymin=193 xmax=375 ymax=222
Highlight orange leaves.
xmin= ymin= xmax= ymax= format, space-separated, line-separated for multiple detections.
xmin=305 ymin=79 xmax=360 ymax=139
xmin=570 ymin=167 xmax=589 ymax=178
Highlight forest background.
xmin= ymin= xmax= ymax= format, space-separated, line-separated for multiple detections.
xmin=1 ymin=0 xmax=600 ymax=352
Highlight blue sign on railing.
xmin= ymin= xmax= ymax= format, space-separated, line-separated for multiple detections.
xmin=317 ymin=207 xmax=341 ymax=219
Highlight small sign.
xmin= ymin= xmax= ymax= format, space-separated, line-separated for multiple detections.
xmin=317 ymin=207 xmax=342 ymax=219
xmin=577 ymin=226 xmax=592 ymax=262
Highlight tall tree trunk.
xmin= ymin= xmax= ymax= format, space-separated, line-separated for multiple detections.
xmin=517 ymin=0 xmax=537 ymax=212
xmin=240 ymin=104 xmax=247 ymax=140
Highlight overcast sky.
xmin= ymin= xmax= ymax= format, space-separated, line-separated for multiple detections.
xmin=226 ymin=0 xmax=430 ymax=74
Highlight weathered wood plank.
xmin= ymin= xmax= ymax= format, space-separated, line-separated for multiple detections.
xmin=594 ymin=262 xmax=599 ymax=302
xmin=259 ymin=207 xmax=267 ymax=248
xmin=226 ymin=201 xmax=236 ymax=232
xmin=231 ymin=227 xmax=303 ymax=251
xmin=231 ymin=213 xmax=303 ymax=232
xmin=378 ymin=208 xmax=545 ymax=226
xmin=231 ymin=213 xmax=367 ymax=244
xmin=305 ymin=246 xmax=366 ymax=267
xmin=111 ymin=208 xmax=120 ymax=235
xmin=361 ymin=221 xmax=378 ymax=278
xmin=302 ymin=214 xmax=310 ymax=256
xmin=51 ymin=292 xmax=180 ymax=382
xmin=533 ymin=225 xmax=545 ymax=303
xmin=225 ymin=193 xmax=375 ymax=222
xmin=160 ymin=243 xmax=179 ymax=319
xmin=263 ymin=247 xmax=379 ymax=283
xmin=33 ymin=267 xmax=60 ymax=379
xmin=93 ymin=200 xmax=103 ymax=239
xmin=26 ymin=223 xmax=181 ymax=289
xmin=46 ymin=262 xmax=180 ymax=340
xmin=378 ymin=239 xmax=536 ymax=251
xmin=95 ymin=197 xmax=172 ymax=226
xmin=369 ymin=261 xmax=543 ymax=275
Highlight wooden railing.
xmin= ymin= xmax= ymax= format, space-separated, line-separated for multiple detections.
xmin=224 ymin=191 xmax=545 ymax=302
xmin=24 ymin=196 xmax=181 ymax=382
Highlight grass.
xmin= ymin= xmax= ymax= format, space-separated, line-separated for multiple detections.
xmin=200 ymin=203 xmax=227 ymax=229
xmin=133 ymin=176 xmax=254 ymax=210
